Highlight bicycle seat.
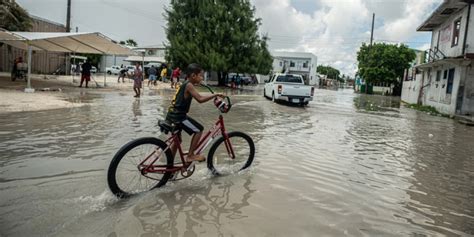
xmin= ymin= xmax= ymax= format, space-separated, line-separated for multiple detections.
xmin=158 ymin=120 xmax=180 ymax=134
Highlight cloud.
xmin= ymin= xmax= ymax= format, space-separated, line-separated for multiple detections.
xmin=253 ymin=0 xmax=443 ymax=76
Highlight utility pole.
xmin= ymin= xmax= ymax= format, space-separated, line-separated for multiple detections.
xmin=66 ymin=0 xmax=72 ymax=32
xmin=370 ymin=13 xmax=375 ymax=46
xmin=365 ymin=13 xmax=375 ymax=94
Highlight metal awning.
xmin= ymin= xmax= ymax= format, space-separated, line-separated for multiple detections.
xmin=0 ymin=30 xmax=134 ymax=55
xmin=0 ymin=29 xmax=135 ymax=91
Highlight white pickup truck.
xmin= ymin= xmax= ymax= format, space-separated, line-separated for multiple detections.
xmin=106 ymin=65 xmax=122 ymax=75
xmin=264 ymin=73 xmax=314 ymax=106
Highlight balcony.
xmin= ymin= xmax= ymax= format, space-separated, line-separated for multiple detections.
xmin=425 ymin=47 xmax=446 ymax=63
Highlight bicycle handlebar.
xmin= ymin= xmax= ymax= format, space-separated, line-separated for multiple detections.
xmin=201 ymin=83 xmax=232 ymax=113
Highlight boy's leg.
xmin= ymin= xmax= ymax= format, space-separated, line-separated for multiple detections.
xmin=188 ymin=132 xmax=202 ymax=160
xmin=181 ymin=117 xmax=205 ymax=162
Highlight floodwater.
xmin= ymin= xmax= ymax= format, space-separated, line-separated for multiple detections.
xmin=1 ymin=86 xmax=473 ymax=236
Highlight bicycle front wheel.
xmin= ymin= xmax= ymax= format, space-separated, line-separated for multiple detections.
xmin=107 ymin=137 xmax=173 ymax=198
xmin=207 ymin=131 xmax=255 ymax=175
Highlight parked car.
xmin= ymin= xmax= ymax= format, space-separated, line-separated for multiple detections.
xmin=106 ymin=65 xmax=121 ymax=75
xmin=227 ymin=73 xmax=252 ymax=85
xmin=264 ymin=73 xmax=314 ymax=106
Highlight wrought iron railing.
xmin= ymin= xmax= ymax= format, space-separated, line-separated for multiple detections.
xmin=425 ymin=47 xmax=446 ymax=63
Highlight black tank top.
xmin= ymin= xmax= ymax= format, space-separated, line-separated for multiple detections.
xmin=166 ymin=81 xmax=192 ymax=122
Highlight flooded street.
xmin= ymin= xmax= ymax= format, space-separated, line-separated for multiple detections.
xmin=1 ymin=86 xmax=473 ymax=236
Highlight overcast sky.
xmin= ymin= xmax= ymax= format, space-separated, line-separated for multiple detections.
xmin=16 ymin=0 xmax=443 ymax=76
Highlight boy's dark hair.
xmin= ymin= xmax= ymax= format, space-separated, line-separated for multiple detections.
xmin=186 ymin=63 xmax=202 ymax=78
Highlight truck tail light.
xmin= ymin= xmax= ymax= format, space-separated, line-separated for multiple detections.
xmin=311 ymin=87 xmax=314 ymax=96
xmin=278 ymin=85 xmax=282 ymax=94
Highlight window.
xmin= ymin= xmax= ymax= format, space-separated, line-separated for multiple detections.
xmin=303 ymin=61 xmax=308 ymax=68
xmin=276 ymin=75 xmax=303 ymax=83
xmin=436 ymin=70 xmax=441 ymax=81
xmin=446 ymin=68 xmax=455 ymax=94
xmin=279 ymin=61 xmax=283 ymax=66
xmin=443 ymin=70 xmax=448 ymax=79
xmin=452 ymin=18 xmax=461 ymax=47
xmin=290 ymin=61 xmax=295 ymax=67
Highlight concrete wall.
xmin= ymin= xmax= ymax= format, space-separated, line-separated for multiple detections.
xmin=401 ymin=74 xmax=423 ymax=104
xmin=424 ymin=65 xmax=462 ymax=114
xmin=431 ymin=6 xmax=469 ymax=58
xmin=100 ymin=55 xmax=128 ymax=72
xmin=467 ymin=5 xmax=474 ymax=54
xmin=461 ymin=66 xmax=474 ymax=114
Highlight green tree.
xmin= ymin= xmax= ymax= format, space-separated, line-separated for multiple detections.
xmin=0 ymin=0 xmax=32 ymax=31
xmin=119 ymin=39 xmax=138 ymax=47
xmin=165 ymin=0 xmax=272 ymax=86
xmin=357 ymin=43 xmax=416 ymax=95
xmin=317 ymin=65 xmax=341 ymax=80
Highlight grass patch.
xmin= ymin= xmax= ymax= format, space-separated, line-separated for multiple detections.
xmin=405 ymin=103 xmax=450 ymax=117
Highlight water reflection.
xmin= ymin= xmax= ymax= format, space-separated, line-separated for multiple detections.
xmin=354 ymin=94 xmax=401 ymax=113
xmin=126 ymin=177 xmax=255 ymax=236
xmin=132 ymin=99 xmax=142 ymax=117
xmin=403 ymin=116 xmax=474 ymax=235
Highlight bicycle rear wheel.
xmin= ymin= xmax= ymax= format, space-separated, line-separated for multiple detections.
xmin=207 ymin=131 xmax=255 ymax=175
xmin=107 ymin=137 xmax=173 ymax=198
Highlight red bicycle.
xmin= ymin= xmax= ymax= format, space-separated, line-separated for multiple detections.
xmin=107 ymin=86 xmax=255 ymax=197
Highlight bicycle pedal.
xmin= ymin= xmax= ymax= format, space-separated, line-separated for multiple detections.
xmin=169 ymin=172 xmax=178 ymax=181
xmin=186 ymin=161 xmax=196 ymax=171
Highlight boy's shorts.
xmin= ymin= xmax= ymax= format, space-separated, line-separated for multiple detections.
xmin=149 ymin=75 xmax=157 ymax=81
xmin=180 ymin=116 xmax=203 ymax=135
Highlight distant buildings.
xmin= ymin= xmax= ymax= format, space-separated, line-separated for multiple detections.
xmin=404 ymin=0 xmax=474 ymax=116
xmin=100 ymin=44 xmax=166 ymax=71
xmin=271 ymin=51 xmax=318 ymax=85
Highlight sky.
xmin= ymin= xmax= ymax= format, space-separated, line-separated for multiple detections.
xmin=16 ymin=0 xmax=443 ymax=77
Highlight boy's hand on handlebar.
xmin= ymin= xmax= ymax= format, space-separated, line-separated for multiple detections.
xmin=215 ymin=93 xmax=225 ymax=98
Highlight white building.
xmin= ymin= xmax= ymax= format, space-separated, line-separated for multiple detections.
xmin=409 ymin=0 xmax=474 ymax=115
xmin=271 ymin=51 xmax=318 ymax=85
xmin=99 ymin=44 xmax=166 ymax=71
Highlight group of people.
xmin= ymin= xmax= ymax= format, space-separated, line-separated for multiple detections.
xmin=131 ymin=63 xmax=182 ymax=98
xmin=146 ymin=64 xmax=181 ymax=89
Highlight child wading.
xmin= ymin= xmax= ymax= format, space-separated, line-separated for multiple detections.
xmin=165 ymin=63 xmax=223 ymax=162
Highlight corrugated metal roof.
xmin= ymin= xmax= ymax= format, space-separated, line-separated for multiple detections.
xmin=0 ymin=30 xmax=134 ymax=55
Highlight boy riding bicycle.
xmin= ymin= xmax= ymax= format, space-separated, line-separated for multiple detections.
xmin=165 ymin=63 xmax=223 ymax=162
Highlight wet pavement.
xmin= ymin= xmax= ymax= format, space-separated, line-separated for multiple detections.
xmin=1 ymin=86 xmax=473 ymax=236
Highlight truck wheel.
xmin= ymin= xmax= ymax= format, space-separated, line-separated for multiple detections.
xmin=107 ymin=71 xmax=112 ymax=75
xmin=263 ymin=89 xmax=267 ymax=98
xmin=272 ymin=92 xmax=276 ymax=102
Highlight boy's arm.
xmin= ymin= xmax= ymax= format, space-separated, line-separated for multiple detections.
xmin=186 ymin=83 xmax=219 ymax=103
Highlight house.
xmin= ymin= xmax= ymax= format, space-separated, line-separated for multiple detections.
xmin=271 ymin=51 xmax=318 ymax=85
xmin=413 ymin=0 xmax=474 ymax=115
xmin=401 ymin=49 xmax=427 ymax=103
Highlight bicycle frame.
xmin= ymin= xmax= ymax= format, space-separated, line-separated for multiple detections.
xmin=139 ymin=114 xmax=236 ymax=175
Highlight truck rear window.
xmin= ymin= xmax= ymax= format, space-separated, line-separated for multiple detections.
xmin=276 ymin=75 xmax=302 ymax=83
